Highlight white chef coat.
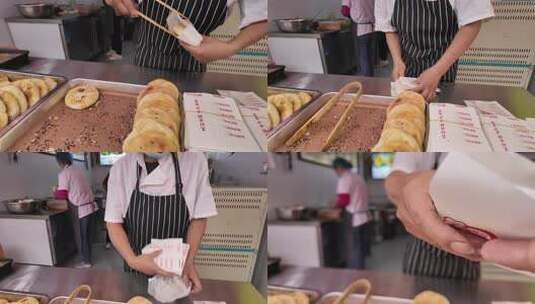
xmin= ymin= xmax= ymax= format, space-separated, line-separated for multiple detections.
xmin=105 ymin=153 xmax=216 ymax=223
xmin=375 ymin=0 xmax=495 ymax=32
xmin=336 ymin=172 xmax=370 ymax=227
xmin=229 ymin=0 xmax=267 ymax=29
xmin=391 ymin=153 xmax=447 ymax=174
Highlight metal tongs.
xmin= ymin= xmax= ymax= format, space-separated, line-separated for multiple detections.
xmin=135 ymin=0 xmax=189 ymax=38
xmin=285 ymin=81 xmax=363 ymax=151
xmin=334 ymin=279 xmax=372 ymax=304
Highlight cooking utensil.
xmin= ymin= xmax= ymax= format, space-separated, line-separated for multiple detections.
xmin=275 ymin=18 xmax=316 ymax=33
xmin=17 ymin=3 xmax=55 ymax=19
xmin=2 ymin=198 xmax=44 ymax=214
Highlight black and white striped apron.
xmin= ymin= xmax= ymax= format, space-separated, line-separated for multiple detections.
xmin=402 ymin=153 xmax=480 ymax=280
xmin=123 ymin=153 xmax=190 ymax=273
xmin=391 ymin=0 xmax=459 ymax=82
xmin=134 ymin=0 xmax=228 ymax=72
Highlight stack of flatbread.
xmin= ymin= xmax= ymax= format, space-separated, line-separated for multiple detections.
xmin=0 ymin=73 xmax=57 ymax=131
xmin=372 ymin=91 xmax=426 ymax=152
xmin=267 ymin=92 xmax=312 ymax=130
xmin=123 ymin=79 xmax=182 ymax=152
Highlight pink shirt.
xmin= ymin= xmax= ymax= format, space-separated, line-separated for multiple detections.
xmin=342 ymin=0 xmax=375 ymax=36
xmin=58 ymin=165 xmax=98 ymax=218
xmin=336 ymin=172 xmax=369 ymax=227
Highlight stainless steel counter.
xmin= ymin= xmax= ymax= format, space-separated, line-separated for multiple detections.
xmin=0 ymin=264 xmax=265 ymax=304
xmin=16 ymin=58 xmax=267 ymax=98
xmin=5 ymin=15 xmax=80 ymax=25
xmin=269 ymin=265 xmax=535 ymax=303
xmin=269 ymin=30 xmax=340 ymax=39
xmin=274 ymin=72 xmax=535 ymax=119
xmin=0 ymin=209 xmax=67 ymax=220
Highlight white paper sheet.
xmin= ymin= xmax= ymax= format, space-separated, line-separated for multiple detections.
xmin=217 ymin=90 xmax=267 ymax=151
xmin=427 ymin=103 xmax=492 ymax=152
xmin=183 ymin=93 xmax=261 ymax=152
xmin=429 ymin=153 xmax=535 ymax=239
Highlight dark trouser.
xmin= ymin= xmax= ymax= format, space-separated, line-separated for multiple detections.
xmin=79 ymin=213 xmax=94 ymax=264
xmin=343 ymin=210 xmax=371 ymax=269
xmin=349 ymin=222 xmax=371 ymax=269
xmin=111 ymin=15 xmax=124 ymax=54
xmin=377 ymin=32 xmax=388 ymax=61
xmin=356 ymin=33 xmax=375 ymax=77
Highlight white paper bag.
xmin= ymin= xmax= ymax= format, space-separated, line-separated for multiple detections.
xmin=183 ymin=93 xmax=261 ymax=151
xmin=390 ymin=77 xmax=419 ymax=97
xmin=480 ymin=114 xmax=535 ymax=152
xmin=429 ymin=153 xmax=535 ymax=239
xmin=427 ymin=103 xmax=492 ymax=152
xmin=465 ymin=100 xmax=516 ymax=119
xmin=148 ymin=275 xmax=191 ymax=303
xmin=166 ymin=12 xmax=203 ymax=46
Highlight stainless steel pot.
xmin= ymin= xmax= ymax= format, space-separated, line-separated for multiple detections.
xmin=17 ymin=3 xmax=55 ymax=19
xmin=2 ymin=199 xmax=43 ymax=214
xmin=275 ymin=18 xmax=316 ymax=33
xmin=276 ymin=206 xmax=306 ymax=221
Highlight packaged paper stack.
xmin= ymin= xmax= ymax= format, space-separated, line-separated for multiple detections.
xmin=182 ymin=93 xmax=262 ymax=151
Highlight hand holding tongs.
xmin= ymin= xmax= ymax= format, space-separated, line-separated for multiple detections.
xmin=134 ymin=0 xmax=189 ymax=37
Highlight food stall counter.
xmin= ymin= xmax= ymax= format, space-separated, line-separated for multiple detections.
xmin=16 ymin=58 xmax=266 ymax=98
xmin=0 ymin=264 xmax=265 ymax=304
xmin=269 ymin=265 xmax=535 ymax=303
xmin=273 ymin=72 xmax=535 ymax=118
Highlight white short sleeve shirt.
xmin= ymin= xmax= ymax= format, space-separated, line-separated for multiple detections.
xmin=336 ymin=172 xmax=370 ymax=227
xmin=229 ymin=0 xmax=267 ymax=29
xmin=105 ymin=153 xmax=217 ymax=224
xmin=375 ymin=0 xmax=495 ymax=32
xmin=391 ymin=153 xmax=447 ymax=174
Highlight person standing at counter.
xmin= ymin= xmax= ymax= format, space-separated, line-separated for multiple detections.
xmin=341 ymin=0 xmax=376 ymax=77
xmin=375 ymin=1 xmax=495 ymax=100
xmin=333 ymin=158 xmax=371 ymax=269
xmin=104 ymin=0 xmax=267 ymax=72
xmin=54 ymin=152 xmax=99 ymax=269
xmin=384 ymin=153 xmax=483 ymax=280
xmin=105 ymin=152 xmax=216 ymax=294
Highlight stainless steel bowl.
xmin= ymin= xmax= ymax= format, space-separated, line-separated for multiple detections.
xmin=275 ymin=18 xmax=316 ymax=33
xmin=17 ymin=3 xmax=55 ymax=19
xmin=2 ymin=199 xmax=42 ymax=214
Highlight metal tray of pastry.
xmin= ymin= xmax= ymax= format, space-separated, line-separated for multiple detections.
xmin=0 ymin=290 xmax=50 ymax=304
xmin=317 ymin=292 xmax=411 ymax=304
xmin=268 ymin=285 xmax=321 ymax=303
xmin=0 ymin=70 xmax=67 ymax=143
xmin=268 ymin=92 xmax=396 ymax=151
xmin=49 ymin=297 xmax=125 ymax=304
xmin=49 ymin=296 xmax=193 ymax=304
xmin=0 ymin=49 xmax=29 ymax=69
xmin=267 ymin=86 xmax=321 ymax=137
xmin=0 ymin=78 xmax=187 ymax=152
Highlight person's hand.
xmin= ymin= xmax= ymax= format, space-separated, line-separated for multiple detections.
xmin=394 ymin=170 xmax=485 ymax=261
xmin=182 ymin=262 xmax=202 ymax=294
xmin=415 ymin=66 xmax=442 ymax=101
xmin=128 ymin=250 xmax=173 ymax=276
xmin=481 ymin=239 xmax=535 ymax=272
xmin=391 ymin=60 xmax=406 ymax=81
xmin=341 ymin=6 xmax=350 ymax=18
xmin=180 ymin=36 xmax=238 ymax=64
xmin=104 ymin=0 xmax=138 ymax=17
